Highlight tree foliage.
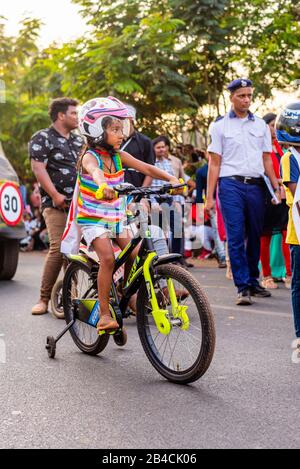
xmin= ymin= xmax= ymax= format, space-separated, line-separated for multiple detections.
xmin=0 ymin=17 xmax=62 ymax=178
xmin=0 ymin=1 xmax=299 ymax=179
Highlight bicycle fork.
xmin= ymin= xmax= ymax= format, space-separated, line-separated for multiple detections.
xmin=143 ymin=253 xmax=190 ymax=335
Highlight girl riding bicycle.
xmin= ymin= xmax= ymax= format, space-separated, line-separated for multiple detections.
xmin=77 ymin=97 xmax=182 ymax=332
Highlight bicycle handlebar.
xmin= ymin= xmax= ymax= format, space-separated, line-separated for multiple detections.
xmin=113 ymin=182 xmax=187 ymax=199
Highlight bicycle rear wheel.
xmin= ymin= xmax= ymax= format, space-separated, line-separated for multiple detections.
xmin=51 ymin=279 xmax=65 ymax=319
xmin=63 ymin=262 xmax=109 ymax=355
xmin=136 ymin=264 xmax=215 ymax=384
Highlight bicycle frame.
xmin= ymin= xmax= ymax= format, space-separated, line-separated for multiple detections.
xmin=66 ymin=183 xmax=186 ymax=332
xmin=46 ymin=181 xmax=205 ymax=365
xmin=112 ymin=228 xmax=182 ymax=334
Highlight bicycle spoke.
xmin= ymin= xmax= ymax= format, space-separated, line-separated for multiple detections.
xmin=167 ymin=328 xmax=181 ymax=369
xmin=161 ymin=335 xmax=170 ymax=363
xmin=182 ymin=327 xmax=196 ymax=364
xmin=68 ymin=267 xmax=99 ymax=346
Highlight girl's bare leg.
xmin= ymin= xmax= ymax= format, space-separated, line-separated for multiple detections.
xmin=92 ymin=236 xmax=118 ymax=330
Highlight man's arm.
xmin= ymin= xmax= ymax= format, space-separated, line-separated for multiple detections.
xmin=205 ymin=119 xmax=223 ymax=210
xmin=31 ymin=160 xmax=67 ymax=209
xmin=263 ymin=152 xmax=281 ymax=202
xmin=206 ymin=153 xmax=221 ymax=211
xmin=262 ymin=123 xmax=281 ymax=199
xmin=29 ymin=130 xmax=68 ymax=209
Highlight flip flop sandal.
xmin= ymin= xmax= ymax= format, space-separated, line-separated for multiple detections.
xmin=97 ymin=317 xmax=119 ymax=333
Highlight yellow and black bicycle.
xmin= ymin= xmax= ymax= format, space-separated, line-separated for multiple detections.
xmin=46 ymin=183 xmax=215 ymax=384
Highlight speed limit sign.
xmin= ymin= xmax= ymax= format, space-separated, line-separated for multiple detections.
xmin=0 ymin=182 xmax=23 ymax=226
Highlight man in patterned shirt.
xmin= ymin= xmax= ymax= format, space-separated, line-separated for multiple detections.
xmin=29 ymin=97 xmax=84 ymax=315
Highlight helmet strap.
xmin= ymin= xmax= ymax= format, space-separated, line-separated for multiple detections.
xmin=96 ymin=133 xmax=116 ymax=156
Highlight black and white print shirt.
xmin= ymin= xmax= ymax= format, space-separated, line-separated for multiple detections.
xmin=29 ymin=126 xmax=84 ymax=210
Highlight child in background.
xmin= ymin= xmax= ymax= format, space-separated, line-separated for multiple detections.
xmin=279 ymin=101 xmax=300 ymax=355
xmin=260 ymin=113 xmax=291 ymax=290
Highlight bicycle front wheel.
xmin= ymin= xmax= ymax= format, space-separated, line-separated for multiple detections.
xmin=63 ymin=262 xmax=109 ymax=355
xmin=136 ymin=264 xmax=215 ymax=384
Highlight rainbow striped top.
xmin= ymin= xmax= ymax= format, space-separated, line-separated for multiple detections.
xmin=76 ymin=149 xmax=126 ymax=233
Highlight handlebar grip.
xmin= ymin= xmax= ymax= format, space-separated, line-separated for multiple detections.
xmin=96 ymin=183 xmax=118 ymax=200
xmin=168 ymin=178 xmax=187 ymax=195
xmin=95 ymin=183 xmax=108 ymax=200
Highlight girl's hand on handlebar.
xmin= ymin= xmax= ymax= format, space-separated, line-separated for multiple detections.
xmin=96 ymin=183 xmax=117 ymax=200
xmin=168 ymin=177 xmax=186 ymax=195
xmin=103 ymin=187 xmax=117 ymax=200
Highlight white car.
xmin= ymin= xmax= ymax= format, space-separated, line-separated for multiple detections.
xmin=0 ymin=143 xmax=26 ymax=280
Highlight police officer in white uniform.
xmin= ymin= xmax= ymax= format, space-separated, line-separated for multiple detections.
xmin=206 ymin=78 xmax=281 ymax=305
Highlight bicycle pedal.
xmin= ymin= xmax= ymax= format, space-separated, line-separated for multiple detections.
xmin=98 ymin=328 xmax=120 ymax=336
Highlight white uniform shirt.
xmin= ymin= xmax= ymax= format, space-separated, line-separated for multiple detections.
xmin=208 ymin=110 xmax=272 ymax=178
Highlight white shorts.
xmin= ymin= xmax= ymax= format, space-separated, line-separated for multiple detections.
xmin=81 ymin=224 xmax=130 ymax=250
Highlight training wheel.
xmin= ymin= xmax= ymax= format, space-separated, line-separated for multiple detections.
xmin=46 ymin=336 xmax=56 ymax=359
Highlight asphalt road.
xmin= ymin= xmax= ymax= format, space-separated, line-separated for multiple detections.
xmin=0 ymin=252 xmax=299 ymax=449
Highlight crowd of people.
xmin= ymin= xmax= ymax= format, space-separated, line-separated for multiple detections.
xmin=25 ymin=81 xmax=300 ymax=352
xmin=19 ymin=182 xmax=49 ymax=252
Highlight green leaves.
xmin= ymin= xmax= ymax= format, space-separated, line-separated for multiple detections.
xmin=0 ymin=0 xmax=299 ymax=180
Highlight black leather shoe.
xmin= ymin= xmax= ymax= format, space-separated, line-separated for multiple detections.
xmin=236 ymin=289 xmax=252 ymax=305
xmin=250 ymin=285 xmax=271 ymax=297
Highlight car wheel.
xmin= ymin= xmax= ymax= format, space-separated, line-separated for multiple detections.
xmin=0 ymin=239 xmax=20 ymax=280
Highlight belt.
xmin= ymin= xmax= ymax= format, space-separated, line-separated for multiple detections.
xmin=227 ymin=175 xmax=265 ymax=186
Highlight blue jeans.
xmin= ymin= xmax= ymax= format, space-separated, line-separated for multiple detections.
xmin=218 ymin=177 xmax=266 ymax=293
xmin=290 ymin=245 xmax=300 ymax=338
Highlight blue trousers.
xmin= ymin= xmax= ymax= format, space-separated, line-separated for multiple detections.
xmin=218 ymin=178 xmax=266 ymax=293
xmin=290 ymin=245 xmax=300 ymax=338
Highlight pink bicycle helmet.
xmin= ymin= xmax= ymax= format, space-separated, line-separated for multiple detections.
xmin=79 ymin=96 xmax=130 ymax=140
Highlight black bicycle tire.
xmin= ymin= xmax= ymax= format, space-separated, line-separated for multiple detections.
xmin=63 ymin=261 xmax=109 ymax=355
xmin=51 ymin=279 xmax=65 ymax=319
xmin=136 ymin=264 xmax=215 ymax=384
